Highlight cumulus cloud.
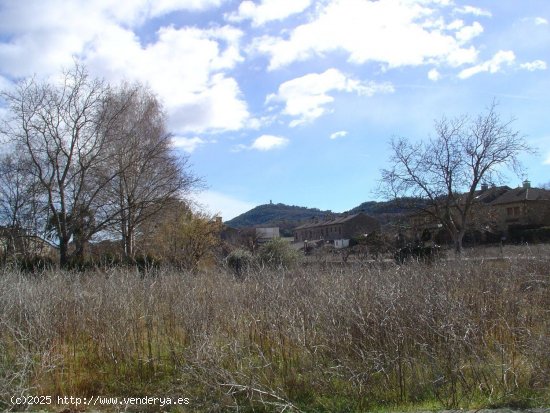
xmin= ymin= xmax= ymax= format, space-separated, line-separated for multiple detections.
xmin=232 ymin=135 xmax=289 ymax=151
xmin=455 ymin=21 xmax=483 ymax=44
xmin=458 ymin=50 xmax=515 ymax=79
xmin=0 ymin=0 xmax=229 ymax=76
xmin=330 ymin=130 xmax=348 ymax=140
xmin=171 ymin=136 xmax=207 ymax=153
xmin=428 ymin=68 xmax=441 ymax=81
xmin=453 ymin=6 xmax=492 ymax=17
xmin=253 ymin=0 xmax=482 ymax=71
xmin=520 ymin=60 xmax=547 ymax=71
xmin=267 ymin=68 xmax=394 ymax=127
xmin=250 ymin=135 xmax=289 ymax=151
xmin=227 ymin=0 xmax=311 ymax=26
xmin=534 ymin=17 xmax=548 ymax=25
xmin=0 ymin=0 xmax=250 ymax=135
xmin=85 ymin=25 xmax=250 ymax=133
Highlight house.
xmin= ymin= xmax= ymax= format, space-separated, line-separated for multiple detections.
xmin=489 ymin=181 xmax=550 ymax=234
xmin=294 ymin=212 xmax=380 ymax=243
xmin=407 ymin=181 xmax=550 ymax=243
xmin=255 ymin=227 xmax=280 ymax=243
xmin=221 ymin=226 xmax=281 ymax=249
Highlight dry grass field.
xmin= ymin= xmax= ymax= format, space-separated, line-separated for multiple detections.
xmin=0 ymin=246 xmax=549 ymax=412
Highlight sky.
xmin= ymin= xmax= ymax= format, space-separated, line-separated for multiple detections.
xmin=0 ymin=0 xmax=549 ymax=220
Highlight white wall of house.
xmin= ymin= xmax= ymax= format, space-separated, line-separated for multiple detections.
xmin=334 ymin=239 xmax=349 ymax=249
xmin=256 ymin=227 xmax=280 ymax=239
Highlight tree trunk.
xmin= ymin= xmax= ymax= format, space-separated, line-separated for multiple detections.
xmin=125 ymin=225 xmax=135 ymax=260
xmin=59 ymin=238 xmax=69 ymax=268
xmin=73 ymin=236 xmax=87 ymax=263
xmin=454 ymin=230 xmax=465 ymax=255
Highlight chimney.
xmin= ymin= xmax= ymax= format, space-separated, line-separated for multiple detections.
xmin=480 ymin=182 xmax=488 ymax=191
xmin=522 ymin=180 xmax=531 ymax=189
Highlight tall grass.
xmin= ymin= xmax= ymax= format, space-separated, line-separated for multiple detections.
xmin=0 ymin=256 xmax=549 ymax=412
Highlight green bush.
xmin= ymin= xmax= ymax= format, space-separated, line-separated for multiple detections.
xmin=257 ymin=238 xmax=299 ymax=269
xmin=226 ymin=248 xmax=254 ymax=276
xmin=509 ymin=225 xmax=550 ymax=243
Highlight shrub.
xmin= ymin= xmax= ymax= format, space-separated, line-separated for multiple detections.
xmin=16 ymin=255 xmax=55 ymax=272
xmin=256 ymin=238 xmax=299 ymax=269
xmin=510 ymin=226 xmax=550 ymax=243
xmin=226 ymin=248 xmax=254 ymax=276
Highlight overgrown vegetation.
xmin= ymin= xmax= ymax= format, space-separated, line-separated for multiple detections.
xmin=0 ymin=63 xmax=201 ymax=268
xmin=0 ymin=250 xmax=548 ymax=412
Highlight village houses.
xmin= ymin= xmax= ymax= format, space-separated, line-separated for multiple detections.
xmin=409 ymin=181 xmax=550 ymax=243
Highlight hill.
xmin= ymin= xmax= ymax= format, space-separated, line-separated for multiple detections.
xmin=346 ymin=198 xmax=424 ymax=225
xmin=225 ymin=199 xmax=428 ymax=236
xmin=225 ymin=203 xmax=332 ymax=236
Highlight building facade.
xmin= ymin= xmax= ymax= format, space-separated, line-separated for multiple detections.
xmin=408 ymin=181 xmax=550 ymax=243
xmin=294 ymin=213 xmax=380 ymax=242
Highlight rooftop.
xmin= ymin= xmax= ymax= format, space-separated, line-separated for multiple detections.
xmin=490 ymin=186 xmax=550 ymax=205
xmin=294 ymin=213 xmax=366 ymax=230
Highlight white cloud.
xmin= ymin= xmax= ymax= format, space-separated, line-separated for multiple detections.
xmin=192 ymin=190 xmax=255 ymax=221
xmin=250 ymin=135 xmax=289 ymax=151
xmin=458 ymin=50 xmax=516 ymax=79
xmin=454 ymin=6 xmax=492 ymax=17
xmin=148 ymin=0 xmax=227 ymax=16
xmin=266 ymin=68 xmax=394 ymax=127
xmin=171 ymin=136 xmax=206 ymax=153
xmin=227 ymin=0 xmax=311 ymax=26
xmin=330 ymin=130 xmax=348 ymax=140
xmin=534 ymin=17 xmax=548 ymax=25
xmin=0 ymin=0 xmax=249 ymax=135
xmin=544 ymin=153 xmax=550 ymax=165
xmin=253 ymin=0 xmax=482 ymax=71
xmin=85 ymin=25 xmax=250 ymax=133
xmin=446 ymin=19 xmax=464 ymax=30
xmin=455 ymin=21 xmax=483 ymax=44
xmin=428 ymin=68 xmax=441 ymax=81
xmin=0 ymin=0 xmax=229 ymax=76
xmin=520 ymin=60 xmax=547 ymax=71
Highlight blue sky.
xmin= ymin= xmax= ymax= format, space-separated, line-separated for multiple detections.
xmin=1 ymin=0 xmax=549 ymax=220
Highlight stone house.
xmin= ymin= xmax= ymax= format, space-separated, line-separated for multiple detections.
xmin=407 ymin=181 xmax=550 ymax=243
xmin=255 ymin=227 xmax=280 ymax=244
xmin=294 ymin=212 xmax=380 ymax=242
xmin=489 ymin=181 xmax=550 ymax=232
xmin=221 ymin=226 xmax=281 ymax=249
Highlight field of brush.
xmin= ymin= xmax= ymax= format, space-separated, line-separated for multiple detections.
xmin=1 ymin=245 xmax=549 ymax=412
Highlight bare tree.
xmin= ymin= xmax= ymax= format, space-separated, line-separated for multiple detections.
xmin=1 ymin=64 xmax=124 ymax=266
xmin=0 ymin=153 xmax=48 ymax=260
xmin=102 ymin=84 xmax=202 ymax=259
xmin=380 ymin=102 xmax=531 ymax=253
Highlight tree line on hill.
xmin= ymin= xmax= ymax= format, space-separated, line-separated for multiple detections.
xmin=0 ymin=63 xmax=217 ymax=269
xmin=224 ymin=198 xmax=427 ymax=236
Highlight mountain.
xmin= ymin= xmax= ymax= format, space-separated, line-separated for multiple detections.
xmin=225 ymin=203 xmax=332 ymax=236
xmin=225 ymin=199 xmax=427 ymax=236
xmin=347 ymin=199 xmax=420 ymax=225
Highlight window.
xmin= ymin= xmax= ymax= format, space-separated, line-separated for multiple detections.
xmin=507 ymin=206 xmax=521 ymax=217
